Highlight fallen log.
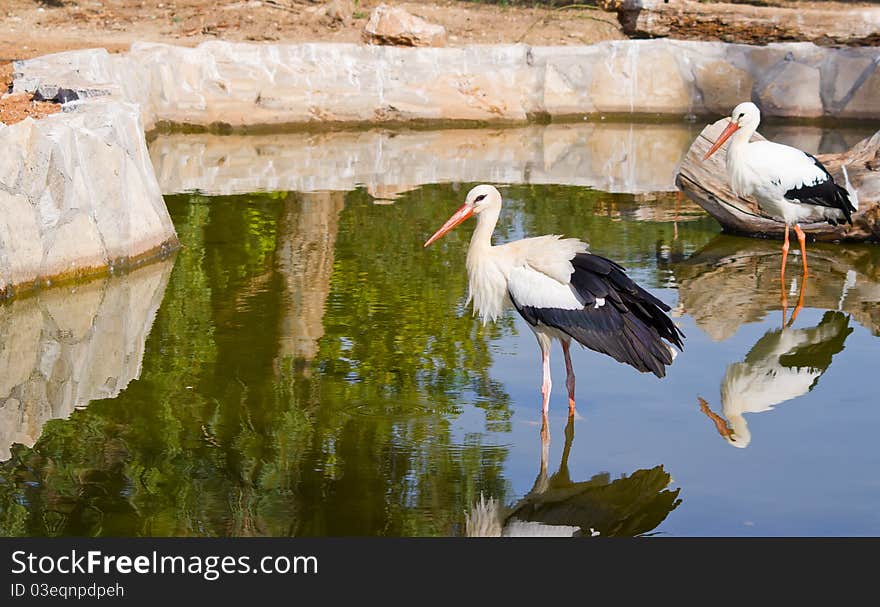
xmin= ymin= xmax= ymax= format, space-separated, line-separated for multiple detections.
xmin=675 ymin=119 xmax=880 ymax=242
xmin=612 ymin=0 xmax=880 ymax=46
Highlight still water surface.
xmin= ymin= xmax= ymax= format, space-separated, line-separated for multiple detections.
xmin=1 ymin=122 xmax=879 ymax=536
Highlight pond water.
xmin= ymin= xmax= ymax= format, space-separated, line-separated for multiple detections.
xmin=2 ymin=121 xmax=879 ymax=537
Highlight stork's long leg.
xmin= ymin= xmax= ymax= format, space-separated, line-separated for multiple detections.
xmin=794 ymin=224 xmax=809 ymax=277
xmin=562 ymin=339 xmax=576 ymax=414
xmin=781 ymin=224 xmax=791 ymax=324
xmin=537 ymin=333 xmax=553 ymax=415
xmin=781 ymin=224 xmax=791 ymax=281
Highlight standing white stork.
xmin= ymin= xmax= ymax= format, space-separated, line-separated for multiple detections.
xmin=423 ymin=184 xmax=684 ymax=414
xmin=703 ymin=102 xmax=857 ymax=296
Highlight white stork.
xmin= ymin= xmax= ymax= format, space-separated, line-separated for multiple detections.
xmin=423 ymin=184 xmax=684 ymax=414
xmin=703 ymin=102 xmax=857 ymax=289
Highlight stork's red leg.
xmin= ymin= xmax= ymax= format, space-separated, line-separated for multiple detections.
xmin=781 ymin=225 xmax=790 ymax=324
xmin=562 ymin=339 xmax=576 ymax=414
xmin=794 ymin=224 xmax=809 ymax=277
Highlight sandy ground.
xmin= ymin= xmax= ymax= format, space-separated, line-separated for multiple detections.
xmin=0 ymin=0 xmax=624 ymax=87
xmin=2 ymin=0 xmax=873 ymax=123
xmin=0 ymin=91 xmax=61 ymax=123
xmin=0 ymin=0 xmax=623 ymax=123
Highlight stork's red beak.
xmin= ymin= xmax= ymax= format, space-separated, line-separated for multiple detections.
xmin=423 ymin=204 xmax=474 ymax=247
xmin=703 ymin=120 xmax=740 ymax=161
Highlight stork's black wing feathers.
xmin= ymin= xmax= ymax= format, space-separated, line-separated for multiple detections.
xmin=512 ymin=253 xmax=684 ymax=378
xmin=783 ymin=153 xmax=856 ymax=225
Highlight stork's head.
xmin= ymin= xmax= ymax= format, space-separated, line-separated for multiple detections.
xmin=423 ymin=184 xmax=502 ymax=247
xmin=703 ymin=102 xmax=761 ymax=161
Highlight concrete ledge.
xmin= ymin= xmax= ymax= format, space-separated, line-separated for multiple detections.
xmin=0 ymin=97 xmax=179 ymax=300
xmin=13 ymin=40 xmax=880 ymax=130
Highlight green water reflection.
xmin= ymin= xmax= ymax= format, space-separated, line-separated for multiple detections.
xmin=4 ymin=181 xmax=879 ymax=535
xmin=0 ymin=184 xmax=718 ymax=536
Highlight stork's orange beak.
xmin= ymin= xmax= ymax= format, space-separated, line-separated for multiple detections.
xmin=703 ymin=120 xmax=740 ymax=161
xmin=423 ymin=204 xmax=474 ymax=247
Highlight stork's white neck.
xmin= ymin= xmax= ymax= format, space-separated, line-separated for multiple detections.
xmin=465 ymin=203 xmax=507 ymax=324
xmin=725 ymin=121 xmax=759 ymax=196
xmin=726 ymin=121 xmax=758 ymax=170
xmin=469 ymin=204 xmax=501 ymax=251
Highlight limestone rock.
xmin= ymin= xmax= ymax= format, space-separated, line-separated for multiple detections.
xmin=0 ymin=98 xmax=179 ymax=299
xmin=753 ymin=60 xmax=823 ymax=118
xmin=325 ymin=0 xmax=353 ymax=25
xmin=825 ymin=54 xmax=875 ymax=114
xmin=363 ymin=4 xmax=447 ymax=47
xmin=12 ymin=40 xmax=880 ymax=129
xmin=842 ymin=63 xmax=880 ymax=120
xmin=694 ymin=61 xmax=753 ymax=115
xmin=590 ymin=44 xmax=691 ymax=114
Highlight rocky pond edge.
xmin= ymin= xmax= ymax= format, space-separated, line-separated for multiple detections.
xmin=3 ymin=38 xmax=880 ymax=299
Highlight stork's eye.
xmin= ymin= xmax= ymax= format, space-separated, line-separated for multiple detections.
xmin=474 ymin=194 xmax=487 ymax=203
xmin=738 ymin=112 xmax=745 ymax=119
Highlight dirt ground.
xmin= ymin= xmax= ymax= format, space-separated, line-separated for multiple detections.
xmin=2 ymin=0 xmax=874 ymax=123
xmin=0 ymin=92 xmax=61 ymax=123
xmin=0 ymin=0 xmax=626 ymax=124
xmin=0 ymin=0 xmax=624 ymax=88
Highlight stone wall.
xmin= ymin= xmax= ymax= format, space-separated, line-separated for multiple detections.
xmin=0 ymin=259 xmax=173 ymax=461
xmin=0 ymin=98 xmax=179 ymax=299
xmin=13 ymin=40 xmax=880 ymax=130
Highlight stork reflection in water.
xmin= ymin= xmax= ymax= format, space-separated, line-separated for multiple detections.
xmin=698 ymin=310 xmax=853 ymax=448
xmin=465 ymin=413 xmax=681 ymax=537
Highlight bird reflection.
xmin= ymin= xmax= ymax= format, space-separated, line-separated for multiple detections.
xmin=698 ymin=310 xmax=853 ymax=448
xmin=466 ymin=414 xmax=681 ymax=537
xmin=673 ymin=234 xmax=880 ymax=341
xmin=781 ymin=273 xmax=807 ymax=326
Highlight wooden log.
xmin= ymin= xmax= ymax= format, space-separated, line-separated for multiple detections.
xmin=675 ymin=119 xmax=880 ymax=243
xmin=614 ymin=0 xmax=880 ymax=46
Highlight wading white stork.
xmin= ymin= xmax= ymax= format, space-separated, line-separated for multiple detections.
xmin=423 ymin=184 xmax=684 ymax=414
xmin=703 ymin=102 xmax=857 ymax=295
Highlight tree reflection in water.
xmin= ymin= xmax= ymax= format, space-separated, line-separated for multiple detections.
xmin=0 ymin=187 xmax=514 ymax=537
